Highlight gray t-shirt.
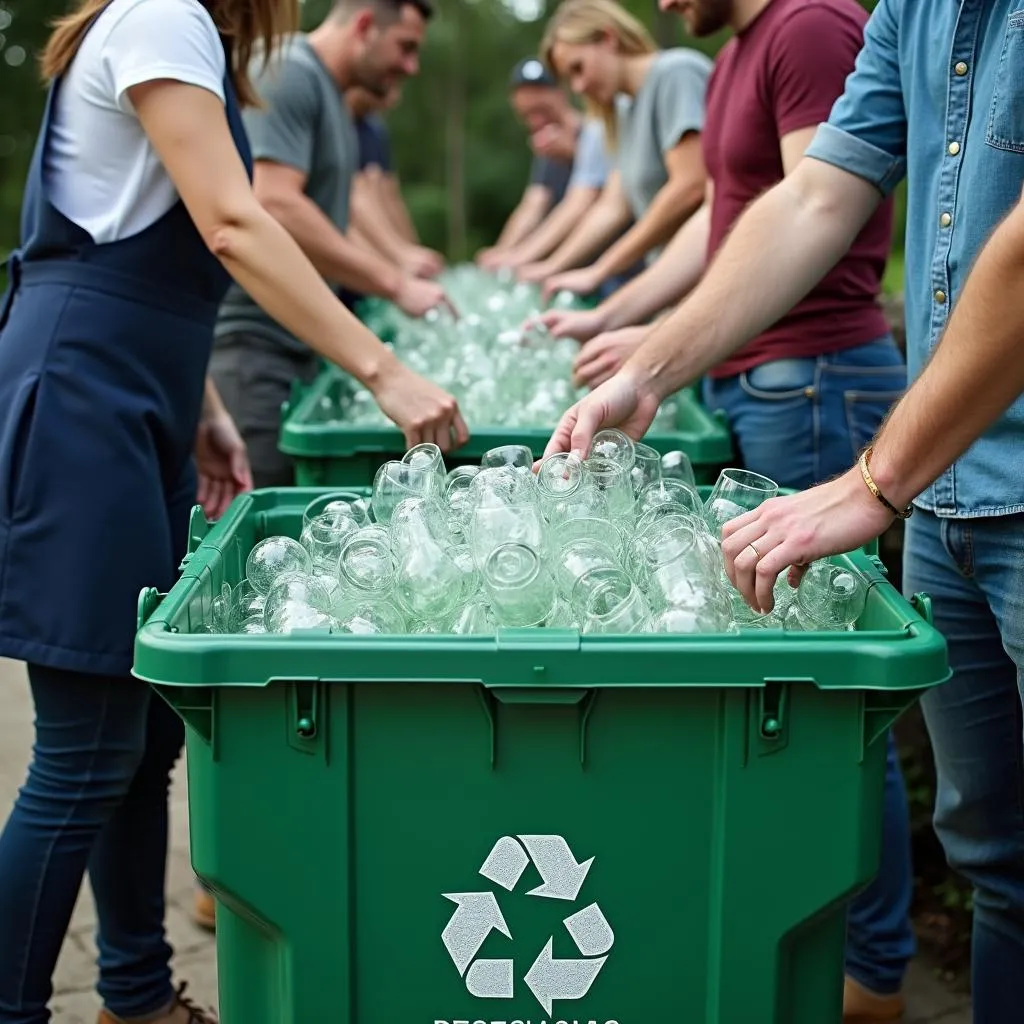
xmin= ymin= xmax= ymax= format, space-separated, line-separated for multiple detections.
xmin=215 ymin=34 xmax=359 ymax=352
xmin=616 ymin=48 xmax=711 ymax=221
xmin=568 ymin=117 xmax=613 ymax=190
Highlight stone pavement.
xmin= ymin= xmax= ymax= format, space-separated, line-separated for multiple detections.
xmin=0 ymin=656 xmax=972 ymax=1023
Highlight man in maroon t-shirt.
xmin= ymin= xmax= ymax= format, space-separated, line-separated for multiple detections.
xmin=539 ymin=1 xmax=913 ymax=1021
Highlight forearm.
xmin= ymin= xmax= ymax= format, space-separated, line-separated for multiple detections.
xmin=384 ymin=179 xmax=419 ymax=243
xmin=869 ymin=199 xmax=1024 ymax=508
xmin=266 ymin=192 xmax=401 ymax=300
xmin=599 ymin=203 xmax=710 ymax=330
xmin=496 ymin=194 xmax=549 ymax=249
xmin=625 ymin=161 xmax=880 ymax=398
xmin=511 ymin=190 xmax=595 ymax=264
xmin=351 ymin=179 xmax=407 ymax=263
xmin=215 ymin=203 xmax=398 ymax=388
xmin=202 ymin=376 xmax=228 ymax=420
xmin=593 ymin=178 xmax=704 ymax=281
xmin=544 ymin=199 xmax=632 ymax=274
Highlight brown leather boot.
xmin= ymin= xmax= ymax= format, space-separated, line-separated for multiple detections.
xmin=97 ymin=982 xmax=217 ymax=1024
xmin=192 ymin=884 xmax=216 ymax=933
xmin=843 ymin=975 xmax=905 ymax=1023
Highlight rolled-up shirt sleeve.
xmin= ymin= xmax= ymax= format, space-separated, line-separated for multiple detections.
xmin=805 ymin=0 xmax=907 ymax=195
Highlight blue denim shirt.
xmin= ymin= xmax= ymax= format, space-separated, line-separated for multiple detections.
xmin=806 ymin=0 xmax=1024 ymax=518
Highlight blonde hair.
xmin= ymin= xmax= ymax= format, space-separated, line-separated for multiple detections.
xmin=540 ymin=0 xmax=657 ymax=150
xmin=40 ymin=0 xmax=300 ymax=108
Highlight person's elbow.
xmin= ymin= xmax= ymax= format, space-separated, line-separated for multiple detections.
xmin=667 ymin=172 xmax=706 ymax=217
xmin=787 ymin=156 xmax=881 ymax=232
xmin=201 ymin=195 xmax=272 ymax=263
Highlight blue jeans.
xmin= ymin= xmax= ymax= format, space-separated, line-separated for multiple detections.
xmin=0 ymin=665 xmax=183 ymax=1024
xmin=903 ymin=510 xmax=1024 ymax=1024
xmin=703 ymin=336 xmax=916 ymax=995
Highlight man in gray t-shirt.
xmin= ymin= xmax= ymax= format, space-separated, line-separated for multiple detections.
xmin=209 ymin=0 xmax=447 ymax=494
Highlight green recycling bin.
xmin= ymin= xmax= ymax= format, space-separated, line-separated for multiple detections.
xmin=134 ymin=487 xmax=948 ymax=1024
xmin=279 ymin=367 xmax=733 ymax=488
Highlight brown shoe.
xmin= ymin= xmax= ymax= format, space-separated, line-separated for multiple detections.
xmin=193 ymin=884 xmax=216 ymax=933
xmin=97 ymin=982 xmax=217 ymax=1024
xmin=843 ymin=975 xmax=905 ymax=1022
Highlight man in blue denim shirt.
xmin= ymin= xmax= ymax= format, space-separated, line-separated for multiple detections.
xmin=544 ymin=2 xmax=1024 ymax=1019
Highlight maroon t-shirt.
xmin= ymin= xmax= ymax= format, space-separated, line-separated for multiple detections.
xmin=704 ymin=0 xmax=893 ymax=380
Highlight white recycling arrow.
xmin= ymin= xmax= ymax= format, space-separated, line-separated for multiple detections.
xmin=479 ymin=836 xmax=529 ymax=891
xmin=524 ymin=938 xmax=607 ymax=1014
xmin=466 ymin=958 xmax=514 ymax=999
xmin=563 ymin=902 xmax=614 ymax=956
xmin=517 ymin=835 xmax=594 ymax=900
xmin=441 ymin=892 xmax=511 ymax=976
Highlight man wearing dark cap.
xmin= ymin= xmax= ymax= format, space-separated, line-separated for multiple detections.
xmin=477 ymin=57 xmax=581 ymax=268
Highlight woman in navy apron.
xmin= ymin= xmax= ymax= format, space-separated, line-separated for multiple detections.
xmin=0 ymin=2 xmax=465 ymax=1022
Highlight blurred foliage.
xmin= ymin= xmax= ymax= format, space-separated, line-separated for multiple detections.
xmin=1 ymin=0 xmax=904 ymax=284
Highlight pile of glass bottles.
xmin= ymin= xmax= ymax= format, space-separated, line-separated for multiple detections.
xmin=204 ymin=431 xmax=869 ymax=637
xmin=322 ymin=264 xmax=681 ymax=431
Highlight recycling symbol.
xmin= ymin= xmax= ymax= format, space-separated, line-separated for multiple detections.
xmin=441 ymin=835 xmax=614 ymax=1014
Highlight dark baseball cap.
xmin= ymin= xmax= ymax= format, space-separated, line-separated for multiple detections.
xmin=509 ymin=57 xmax=558 ymax=90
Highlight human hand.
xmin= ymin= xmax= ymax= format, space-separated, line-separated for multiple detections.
xmin=371 ymin=363 xmax=470 ymax=453
xmin=395 ymin=276 xmax=457 ymax=319
xmin=194 ymin=411 xmax=253 ymax=521
xmin=541 ymin=266 xmax=602 ymax=303
xmin=720 ymin=468 xmax=896 ymax=613
xmin=401 ymin=245 xmax=445 ymax=279
xmin=572 ymin=326 xmax=649 ymax=389
xmin=540 ymin=369 xmax=661 ymax=463
xmin=516 ymin=260 xmax=555 ymax=284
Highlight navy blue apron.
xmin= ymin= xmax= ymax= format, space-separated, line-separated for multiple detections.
xmin=0 ymin=39 xmax=252 ymax=676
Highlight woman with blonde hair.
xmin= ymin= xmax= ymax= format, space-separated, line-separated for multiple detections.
xmin=0 ymin=0 xmax=466 ymax=1021
xmin=518 ymin=0 xmax=710 ymax=299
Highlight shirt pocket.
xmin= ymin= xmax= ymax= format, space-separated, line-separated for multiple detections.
xmin=986 ymin=11 xmax=1024 ymax=153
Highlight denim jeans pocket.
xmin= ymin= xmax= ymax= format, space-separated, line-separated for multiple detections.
xmin=987 ymin=11 xmax=1024 ymax=153
xmin=738 ymin=358 xmax=817 ymax=400
xmin=838 ymin=367 xmax=907 ymax=458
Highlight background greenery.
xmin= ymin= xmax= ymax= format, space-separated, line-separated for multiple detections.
xmin=0 ymin=0 xmax=904 ymax=290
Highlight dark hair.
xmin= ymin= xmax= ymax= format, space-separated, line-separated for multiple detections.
xmin=41 ymin=0 xmax=300 ymax=108
xmin=332 ymin=0 xmax=434 ymax=22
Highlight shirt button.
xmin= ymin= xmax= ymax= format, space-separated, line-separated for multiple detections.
xmin=948 ymin=141 xmax=961 ymax=156
xmin=954 ymin=61 xmax=968 ymax=76
xmin=934 ymin=289 xmax=947 ymax=304
xmin=939 ymin=212 xmax=952 ymax=227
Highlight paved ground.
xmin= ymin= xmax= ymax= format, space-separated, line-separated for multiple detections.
xmin=0 ymin=656 xmax=971 ymax=1023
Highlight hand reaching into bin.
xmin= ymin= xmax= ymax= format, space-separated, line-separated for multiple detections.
xmin=540 ymin=370 xmax=661 ymax=464
xmin=394 ymin=276 xmax=459 ymax=319
xmin=371 ymin=362 xmax=470 ymax=453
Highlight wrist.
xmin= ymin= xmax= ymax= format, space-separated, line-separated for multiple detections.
xmin=377 ymin=265 xmax=403 ymax=302
xmin=359 ymin=344 xmax=401 ymax=396
xmin=861 ymin=442 xmax=916 ymax=514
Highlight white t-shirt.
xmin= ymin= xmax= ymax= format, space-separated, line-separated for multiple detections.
xmin=44 ymin=0 xmax=226 ymax=244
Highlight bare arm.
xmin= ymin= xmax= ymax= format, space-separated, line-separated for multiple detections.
xmin=595 ymin=127 xmax=817 ymax=332
xmin=496 ymin=184 xmax=554 ymax=249
xmin=350 ymin=171 xmax=407 ymax=263
xmin=504 ymin=186 xmax=602 ymax=266
xmin=722 ymin=183 xmax=1024 ymax=610
xmin=590 ymin=133 xmax=706 ymax=282
xmin=380 ymin=171 xmax=420 ymax=243
xmin=527 ymin=172 xmax=633 ymax=276
xmin=254 ymin=161 xmax=401 ymax=300
xmin=132 ymin=80 xmax=468 ymax=449
xmin=626 ymin=153 xmax=880 ymax=402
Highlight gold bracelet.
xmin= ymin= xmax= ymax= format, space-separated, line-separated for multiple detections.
xmin=858 ymin=446 xmax=913 ymax=520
